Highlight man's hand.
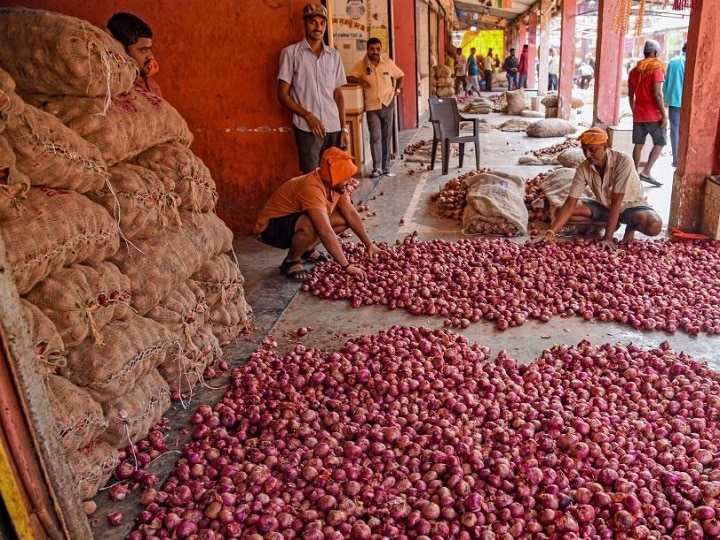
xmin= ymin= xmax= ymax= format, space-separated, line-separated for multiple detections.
xmin=340 ymin=130 xmax=350 ymax=149
xmin=367 ymin=244 xmax=385 ymax=259
xmin=660 ymin=115 xmax=669 ymax=130
xmin=600 ymin=239 xmax=618 ymax=251
xmin=345 ymin=264 xmax=367 ymax=280
xmin=305 ymin=113 xmax=326 ymax=138
xmin=528 ymin=230 xmax=556 ymax=245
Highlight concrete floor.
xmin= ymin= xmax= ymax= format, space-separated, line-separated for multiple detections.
xmin=90 ymin=94 xmax=720 ymax=538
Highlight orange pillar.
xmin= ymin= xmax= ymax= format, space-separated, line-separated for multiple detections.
xmin=527 ymin=11 xmax=538 ymax=90
xmin=669 ymin=0 xmax=720 ymax=232
xmin=592 ymin=0 xmax=625 ymax=127
xmin=558 ymin=0 xmax=576 ymax=119
xmin=518 ymin=20 xmax=527 ymax=48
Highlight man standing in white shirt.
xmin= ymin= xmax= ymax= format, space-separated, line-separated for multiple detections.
xmin=548 ymin=48 xmax=559 ymax=91
xmin=348 ymin=37 xmax=405 ymax=178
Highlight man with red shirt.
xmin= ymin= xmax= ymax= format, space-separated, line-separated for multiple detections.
xmin=628 ymin=40 xmax=667 ymax=187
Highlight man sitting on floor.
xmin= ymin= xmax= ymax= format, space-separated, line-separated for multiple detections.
xmin=255 ymin=147 xmax=383 ymax=280
xmin=534 ymin=126 xmax=662 ymax=249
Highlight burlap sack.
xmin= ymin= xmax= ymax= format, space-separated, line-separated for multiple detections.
xmin=499 ymin=118 xmax=532 ymax=132
xmin=33 ymin=86 xmax=193 ymax=165
xmin=540 ymin=167 xmax=592 ymax=209
xmin=541 ymin=94 xmax=560 ymax=107
xmin=505 ymin=90 xmax=526 ymax=115
xmin=4 ymin=102 xmax=108 ymax=193
xmin=0 ymin=68 xmax=26 ymax=130
xmin=526 ymin=119 xmax=578 ymax=138
xmin=134 ymin=142 xmax=219 ymax=213
xmin=145 ymin=281 xmax=208 ymax=346
xmin=66 ymin=440 xmax=119 ymax=500
xmin=435 ymin=87 xmax=455 ymax=98
xmin=0 ymin=134 xmax=31 ymax=210
xmin=47 ymin=374 xmax=107 ymax=452
xmin=158 ymin=326 xmax=221 ymax=395
xmin=209 ymin=291 xmax=252 ymax=346
xmin=462 ymin=171 xmax=529 ymax=235
xmin=111 ymin=212 xmax=234 ymax=315
xmin=89 ymin=163 xmax=181 ymax=240
xmin=20 ymin=299 xmax=66 ymax=375
xmin=0 ymin=188 xmax=120 ymax=295
xmin=62 ymin=315 xmax=177 ymax=403
xmin=557 ymin=147 xmax=586 ymax=168
xmin=432 ymin=65 xmax=453 ymax=79
xmin=0 ymin=8 xmax=137 ymax=97
xmin=191 ymin=253 xmax=246 ymax=309
xmin=100 ymin=368 xmax=171 ymax=447
xmin=24 ymin=261 xmax=132 ymax=348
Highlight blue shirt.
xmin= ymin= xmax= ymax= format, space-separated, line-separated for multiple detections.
xmin=663 ymin=54 xmax=685 ymax=108
xmin=278 ymin=39 xmax=347 ymax=132
xmin=467 ymin=56 xmax=478 ymax=76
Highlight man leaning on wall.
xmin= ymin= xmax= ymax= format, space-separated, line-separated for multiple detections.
xmin=347 ymin=37 xmax=404 ymax=179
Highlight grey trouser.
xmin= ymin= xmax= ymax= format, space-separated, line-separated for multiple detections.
xmin=293 ymin=127 xmax=342 ymax=174
xmin=367 ymin=101 xmax=395 ymax=171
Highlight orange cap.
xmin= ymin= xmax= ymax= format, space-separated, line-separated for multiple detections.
xmin=579 ymin=126 xmax=608 ymax=146
xmin=318 ymin=147 xmax=357 ymax=186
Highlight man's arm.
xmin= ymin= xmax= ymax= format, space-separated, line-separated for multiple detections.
xmin=335 ymin=195 xmax=380 ymax=256
xmin=333 ymin=86 xmax=349 ymax=149
xmin=548 ymin=196 xmax=579 ymax=236
xmin=604 ymin=192 xmax=624 ymax=242
xmin=653 ymin=80 xmax=668 ymax=129
xmin=306 ymin=207 xmax=352 ymax=266
xmin=279 ymin=80 xmax=326 ymax=139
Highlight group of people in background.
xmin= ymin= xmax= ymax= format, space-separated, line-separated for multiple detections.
xmin=448 ymin=46 xmax=502 ymax=94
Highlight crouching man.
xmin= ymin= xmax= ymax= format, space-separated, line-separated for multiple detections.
xmin=255 ymin=147 xmax=383 ymax=281
xmin=537 ymin=126 xmax=662 ymax=249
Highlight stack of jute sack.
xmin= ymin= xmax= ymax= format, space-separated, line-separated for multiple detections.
xmin=431 ymin=64 xmax=455 ymax=98
xmin=0 ymin=8 xmax=251 ymax=500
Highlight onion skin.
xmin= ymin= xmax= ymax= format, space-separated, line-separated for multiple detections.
xmin=128 ymin=327 xmax=720 ymax=538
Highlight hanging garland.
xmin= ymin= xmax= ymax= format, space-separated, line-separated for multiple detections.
xmin=635 ymin=0 xmax=646 ymax=35
xmin=611 ymin=0 xmax=633 ymax=35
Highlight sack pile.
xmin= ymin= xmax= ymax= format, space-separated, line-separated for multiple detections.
xmin=0 ymin=8 xmax=251 ymax=500
xmin=431 ymin=64 xmax=454 ymax=98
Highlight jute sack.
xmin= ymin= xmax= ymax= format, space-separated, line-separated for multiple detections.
xmin=159 ymin=326 xmax=221 ymax=395
xmin=0 ymin=8 xmax=137 ymax=97
xmin=66 ymin=439 xmax=119 ymax=500
xmin=46 ymin=374 xmax=107 ymax=452
xmin=462 ymin=171 xmax=529 ymax=235
xmin=0 ymin=187 xmax=120 ymax=295
xmin=62 ymin=314 xmax=178 ymax=403
xmin=435 ymin=86 xmax=455 ymax=98
xmin=145 ymin=281 xmax=208 ymax=346
xmin=526 ymin=119 xmax=577 ymax=138
xmin=20 ymin=299 xmax=66 ymax=375
xmin=541 ymin=93 xmax=560 ymax=107
xmin=134 ymin=142 xmax=219 ymax=213
xmin=191 ymin=253 xmax=246 ymax=309
xmin=557 ymin=147 xmax=586 ymax=168
xmin=0 ymin=68 xmax=26 ymax=130
xmin=33 ymin=86 xmax=193 ymax=165
xmin=24 ymin=261 xmax=132 ymax=348
xmin=89 ymin=163 xmax=181 ymax=240
xmin=209 ymin=292 xmax=252 ymax=346
xmin=4 ymin=102 xmax=109 ymax=193
xmin=111 ymin=212 xmax=234 ymax=315
xmin=0 ymin=134 xmax=31 ymax=209
xmin=540 ymin=167 xmax=592 ymax=209
xmin=100 ymin=368 xmax=171 ymax=448
xmin=505 ymin=90 xmax=526 ymax=115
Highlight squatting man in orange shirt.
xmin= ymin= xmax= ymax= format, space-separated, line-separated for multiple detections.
xmin=532 ymin=127 xmax=662 ymax=250
xmin=255 ymin=147 xmax=383 ymax=281
xmin=347 ymin=37 xmax=404 ymax=179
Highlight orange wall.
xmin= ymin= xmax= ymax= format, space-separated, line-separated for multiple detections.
xmin=0 ymin=1 xmax=313 ymax=233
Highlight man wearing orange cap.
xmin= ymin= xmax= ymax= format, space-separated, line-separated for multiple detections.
xmin=255 ymin=147 xmax=382 ymax=280
xmin=107 ymin=12 xmax=162 ymax=97
xmin=278 ymin=3 xmax=349 ymax=174
xmin=535 ymin=126 xmax=662 ymax=250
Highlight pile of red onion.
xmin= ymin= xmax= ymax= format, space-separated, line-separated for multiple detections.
xmin=303 ymin=236 xmax=720 ymax=335
xmin=128 ymin=325 xmax=720 ymax=538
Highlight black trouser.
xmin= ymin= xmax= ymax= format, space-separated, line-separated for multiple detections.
xmin=484 ymin=70 xmax=493 ymax=92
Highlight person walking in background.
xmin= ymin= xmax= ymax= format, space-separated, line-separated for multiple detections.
xmin=483 ymin=48 xmax=494 ymax=92
xmin=503 ymin=48 xmax=519 ymax=91
xmin=466 ymin=47 xmax=480 ymax=96
xmin=517 ymin=44 xmax=529 ymax=89
xmin=453 ymin=47 xmax=468 ymax=96
xmin=347 ymin=37 xmax=404 ymax=178
xmin=578 ymin=61 xmax=594 ymax=89
xmin=628 ymin=39 xmax=667 ymax=187
xmin=277 ymin=3 xmax=349 ymax=174
xmin=663 ymin=42 xmax=686 ymax=168
xmin=548 ymin=47 xmax=559 ymax=91
xmin=107 ymin=12 xmax=162 ymax=96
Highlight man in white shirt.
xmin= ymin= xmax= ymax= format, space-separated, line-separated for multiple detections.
xmin=548 ymin=48 xmax=559 ymax=91
xmin=347 ymin=37 xmax=404 ymax=178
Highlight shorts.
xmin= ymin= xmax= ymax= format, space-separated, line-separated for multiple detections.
xmin=258 ymin=212 xmax=303 ymax=249
xmin=581 ymin=199 xmax=655 ymax=230
xmin=632 ymin=121 xmax=666 ymax=146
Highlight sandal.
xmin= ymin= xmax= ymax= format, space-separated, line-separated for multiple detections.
xmin=301 ymin=249 xmax=329 ymax=263
xmin=279 ymin=259 xmax=311 ymax=281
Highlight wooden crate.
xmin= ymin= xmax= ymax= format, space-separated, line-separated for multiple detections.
xmin=702 ymin=176 xmax=720 ymax=240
